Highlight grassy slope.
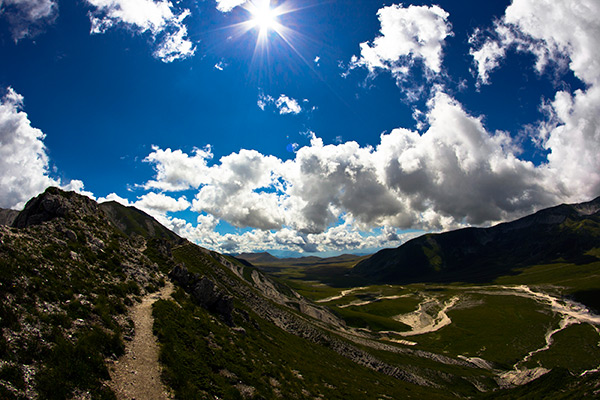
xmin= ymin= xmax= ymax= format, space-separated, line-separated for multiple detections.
xmin=0 ymin=222 xmax=169 ymax=399
xmin=152 ymin=244 xmax=459 ymax=399
xmin=153 ymin=290 xmax=455 ymax=400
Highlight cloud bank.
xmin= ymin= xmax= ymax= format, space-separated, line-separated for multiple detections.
xmin=144 ymin=90 xmax=557 ymax=238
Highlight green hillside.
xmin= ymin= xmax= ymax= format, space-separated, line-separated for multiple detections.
xmin=352 ymin=197 xmax=600 ymax=284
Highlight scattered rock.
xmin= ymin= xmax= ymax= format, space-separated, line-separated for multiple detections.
xmin=234 ymin=383 xmax=256 ymax=399
xmin=169 ymin=265 xmax=234 ymax=325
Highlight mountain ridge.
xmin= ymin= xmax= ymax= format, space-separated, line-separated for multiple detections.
xmin=352 ymin=196 xmax=600 ymax=283
xmin=236 ymin=251 xmax=367 ymax=266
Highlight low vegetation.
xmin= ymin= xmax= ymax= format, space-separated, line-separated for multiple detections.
xmin=2 ymin=188 xmax=599 ymax=399
xmin=0 ymin=189 xmax=170 ymax=399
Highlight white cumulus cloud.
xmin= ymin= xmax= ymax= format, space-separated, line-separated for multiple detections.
xmin=135 ymin=192 xmax=190 ymax=214
xmin=375 ymin=90 xmax=557 ymax=228
xmin=215 ymin=0 xmax=247 ymax=13
xmin=143 ymin=145 xmax=213 ymax=191
xmin=191 ymin=149 xmax=285 ymax=230
xmin=0 ymin=87 xmax=58 ymax=209
xmin=275 ymin=95 xmax=301 ymax=115
xmin=469 ymin=0 xmax=600 ymax=202
xmin=0 ymin=87 xmax=92 ymax=209
xmin=470 ymin=0 xmax=600 ymax=87
xmin=257 ymin=93 xmax=303 ymax=115
xmin=86 ymin=0 xmax=195 ymax=62
xmin=351 ymin=3 xmax=452 ymax=81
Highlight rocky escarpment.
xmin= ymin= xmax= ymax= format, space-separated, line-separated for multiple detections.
xmin=169 ymin=265 xmax=234 ymax=325
xmin=172 ymin=245 xmax=441 ymax=387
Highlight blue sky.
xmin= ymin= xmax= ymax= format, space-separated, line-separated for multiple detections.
xmin=1 ymin=0 xmax=599 ymax=257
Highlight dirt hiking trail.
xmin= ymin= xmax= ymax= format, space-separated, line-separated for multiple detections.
xmin=109 ymin=282 xmax=174 ymax=400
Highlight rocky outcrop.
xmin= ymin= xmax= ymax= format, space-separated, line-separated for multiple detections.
xmin=12 ymin=187 xmax=100 ymax=228
xmin=169 ymin=265 xmax=234 ymax=325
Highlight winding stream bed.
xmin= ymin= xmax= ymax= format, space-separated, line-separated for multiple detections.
xmin=321 ymin=283 xmax=600 ymax=385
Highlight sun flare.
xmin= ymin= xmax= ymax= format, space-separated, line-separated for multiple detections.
xmin=247 ymin=0 xmax=282 ymax=36
xmin=251 ymin=3 xmax=278 ymax=31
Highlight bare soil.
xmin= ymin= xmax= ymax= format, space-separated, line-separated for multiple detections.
xmin=108 ymin=282 xmax=174 ymax=400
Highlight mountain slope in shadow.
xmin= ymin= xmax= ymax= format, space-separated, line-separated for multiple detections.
xmin=353 ymin=197 xmax=600 ymax=283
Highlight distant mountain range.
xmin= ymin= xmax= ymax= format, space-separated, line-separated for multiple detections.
xmin=352 ymin=196 xmax=600 ymax=283
xmin=235 ymin=252 xmax=280 ymax=263
xmin=236 ymin=251 xmax=366 ymax=266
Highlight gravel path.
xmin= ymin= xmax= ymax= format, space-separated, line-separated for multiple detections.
xmin=108 ymin=282 xmax=174 ymax=400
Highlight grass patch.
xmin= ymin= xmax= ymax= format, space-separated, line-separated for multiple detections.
xmin=333 ymin=306 xmax=410 ymax=332
xmin=526 ymin=323 xmax=600 ymax=372
xmin=36 ymin=327 xmax=122 ymax=400
xmin=494 ymin=260 xmax=600 ymax=291
xmin=414 ymin=292 xmax=557 ymax=367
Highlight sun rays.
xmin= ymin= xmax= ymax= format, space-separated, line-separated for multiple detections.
xmin=247 ymin=0 xmax=282 ymax=37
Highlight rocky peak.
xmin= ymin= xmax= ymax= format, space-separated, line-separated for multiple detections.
xmin=12 ymin=187 xmax=100 ymax=229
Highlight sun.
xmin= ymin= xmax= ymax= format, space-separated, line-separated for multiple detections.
xmin=250 ymin=2 xmax=279 ymax=32
xmin=247 ymin=0 xmax=282 ymax=37
xmin=229 ymin=0 xmax=311 ymax=69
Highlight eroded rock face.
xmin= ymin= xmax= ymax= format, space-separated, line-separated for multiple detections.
xmin=169 ymin=265 xmax=234 ymax=324
xmin=0 ymin=208 xmax=19 ymax=226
